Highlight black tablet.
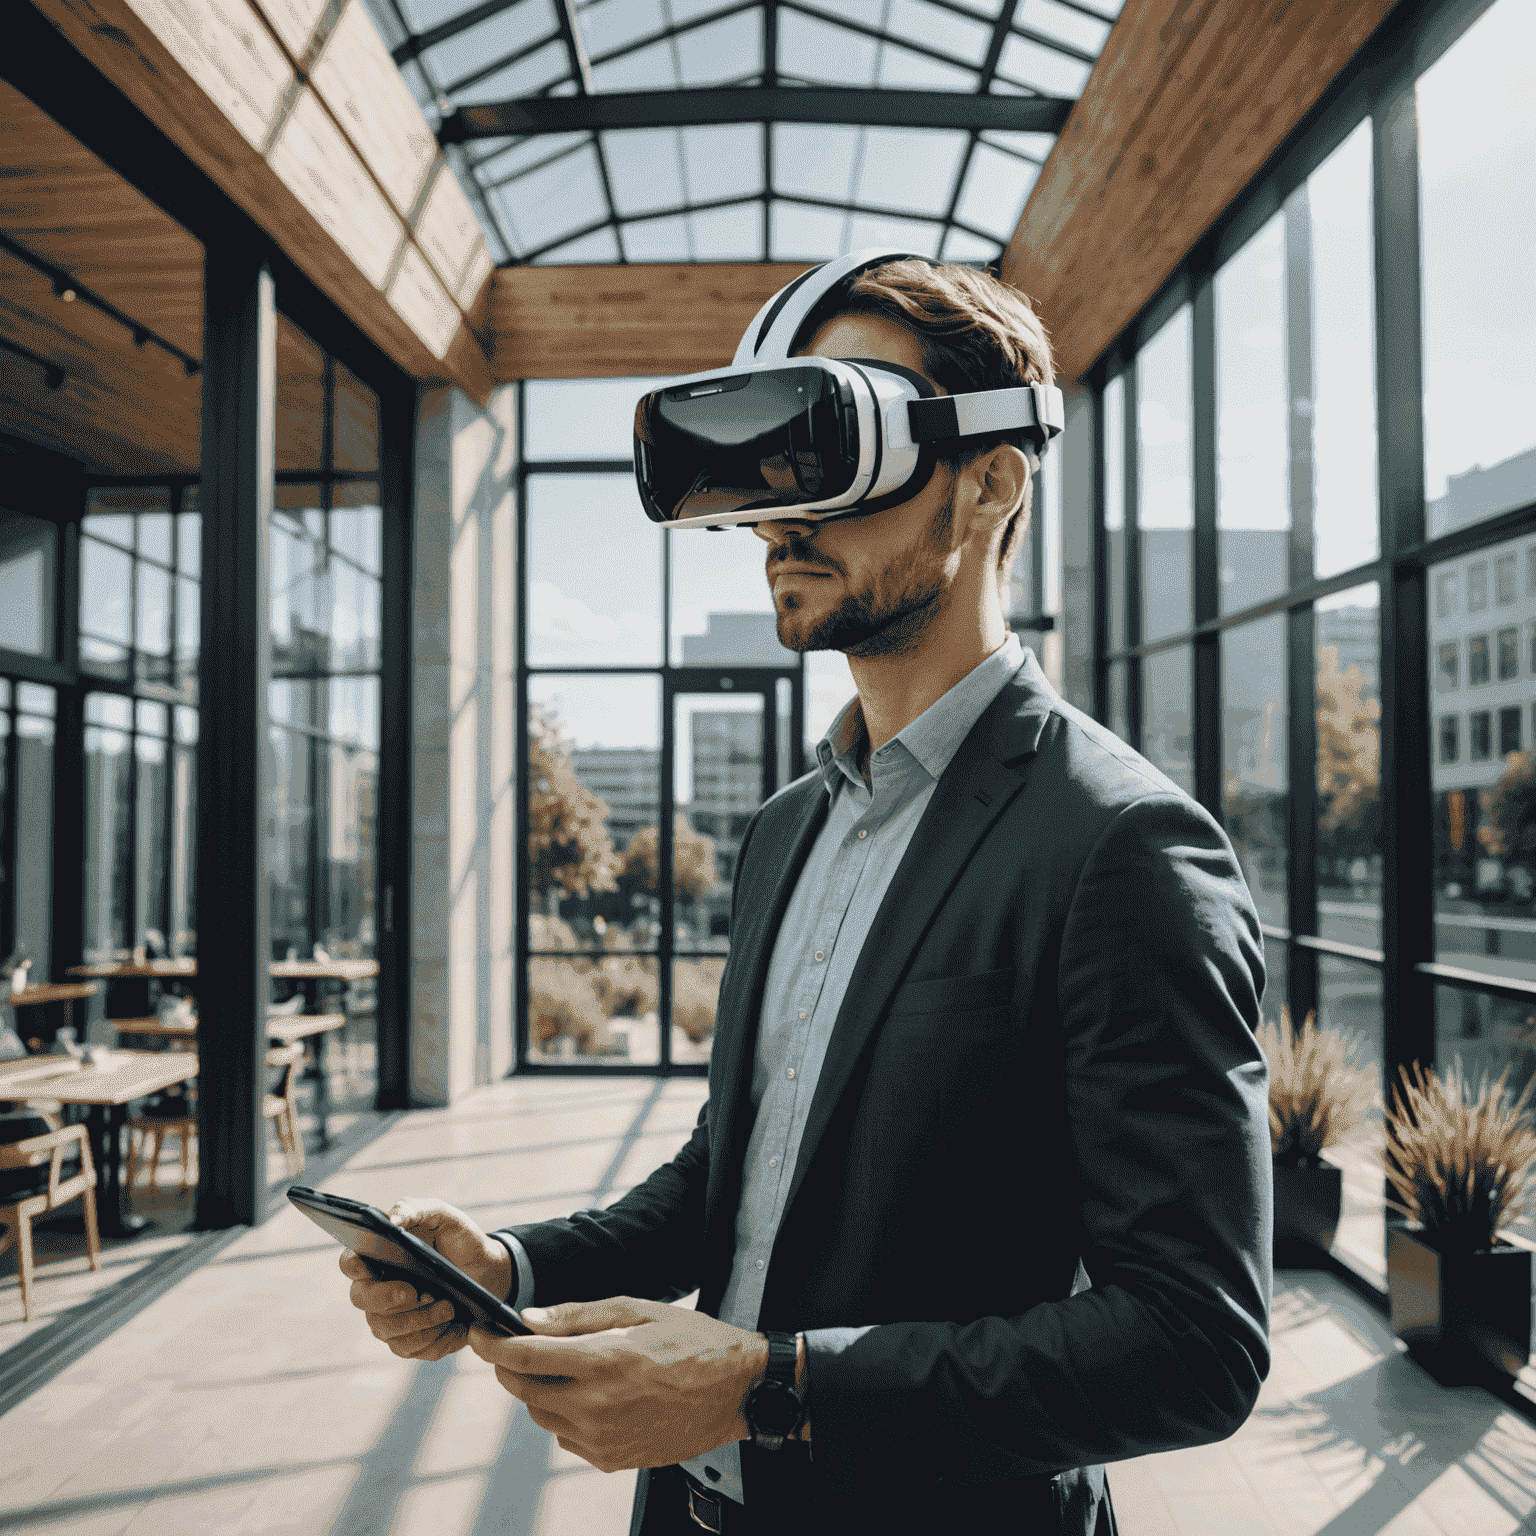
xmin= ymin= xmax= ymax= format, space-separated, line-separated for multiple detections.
xmin=289 ymin=1185 xmax=532 ymax=1337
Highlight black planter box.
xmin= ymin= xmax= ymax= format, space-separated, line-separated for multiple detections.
xmin=1272 ymin=1161 xmax=1343 ymax=1260
xmin=1387 ymin=1224 xmax=1533 ymax=1383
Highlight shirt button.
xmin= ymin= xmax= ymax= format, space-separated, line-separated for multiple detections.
xmin=786 ymin=1067 xmax=795 ymax=1079
xmin=769 ymin=1157 xmax=778 ymax=1167
xmin=799 ymin=1009 xmax=807 ymax=1019
xmin=858 ymin=828 xmax=867 ymax=839
xmin=814 ymin=950 xmax=824 ymax=961
xmin=756 ymin=1260 xmax=765 ymax=1269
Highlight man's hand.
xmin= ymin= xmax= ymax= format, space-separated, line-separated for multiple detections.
xmin=468 ymin=1297 xmax=770 ymax=1473
xmin=339 ymin=1197 xmax=513 ymax=1363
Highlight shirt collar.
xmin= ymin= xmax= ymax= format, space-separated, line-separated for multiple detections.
xmin=814 ymin=632 xmax=1026 ymax=793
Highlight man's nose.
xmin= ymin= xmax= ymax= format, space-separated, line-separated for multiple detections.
xmin=752 ymin=516 xmax=816 ymax=546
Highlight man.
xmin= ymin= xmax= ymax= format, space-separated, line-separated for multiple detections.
xmin=343 ymin=253 xmax=1271 ymax=1536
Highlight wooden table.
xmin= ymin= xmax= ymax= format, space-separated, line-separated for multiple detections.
xmin=17 ymin=1050 xmax=199 ymax=1237
xmin=67 ymin=960 xmax=197 ymax=979
xmin=6 ymin=982 xmax=99 ymax=1047
xmin=67 ymin=960 xmax=195 ymax=1023
xmin=111 ymin=1016 xmax=196 ymax=1043
xmin=0 ymin=1053 xmax=84 ymax=1089
xmin=112 ymin=1012 xmax=350 ymax=1145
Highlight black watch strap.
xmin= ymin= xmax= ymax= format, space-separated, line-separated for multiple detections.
xmin=745 ymin=1331 xmax=803 ymax=1450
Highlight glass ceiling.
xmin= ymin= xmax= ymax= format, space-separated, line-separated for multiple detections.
xmin=361 ymin=0 xmax=1124 ymax=266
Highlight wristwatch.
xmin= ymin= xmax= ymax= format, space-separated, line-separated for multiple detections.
xmin=743 ymin=1331 xmax=804 ymax=1450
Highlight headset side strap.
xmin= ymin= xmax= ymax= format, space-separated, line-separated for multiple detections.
xmin=907 ymin=385 xmax=1064 ymax=445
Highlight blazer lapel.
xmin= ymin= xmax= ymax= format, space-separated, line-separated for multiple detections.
xmin=705 ymin=777 xmax=829 ymax=1232
xmin=778 ymin=657 xmax=1057 ymax=1223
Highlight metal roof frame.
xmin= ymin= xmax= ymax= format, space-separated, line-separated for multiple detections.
xmin=363 ymin=0 xmax=1122 ymax=267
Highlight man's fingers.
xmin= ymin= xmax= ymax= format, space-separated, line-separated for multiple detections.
xmin=369 ymin=1296 xmax=456 ymax=1342
xmin=520 ymin=1296 xmax=661 ymax=1335
xmin=338 ymin=1250 xmax=371 ymax=1282
xmin=348 ymin=1276 xmax=427 ymax=1315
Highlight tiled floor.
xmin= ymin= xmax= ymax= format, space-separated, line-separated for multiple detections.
xmin=3 ymin=1074 xmax=1536 ymax=1535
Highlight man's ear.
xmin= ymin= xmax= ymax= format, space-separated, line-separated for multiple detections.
xmin=961 ymin=442 xmax=1031 ymax=545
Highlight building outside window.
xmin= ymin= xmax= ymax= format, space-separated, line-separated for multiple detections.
xmin=1498 ymin=626 xmax=1520 ymax=680
xmin=1439 ymin=714 xmax=1459 ymax=764
xmin=1469 ymin=633 xmax=1491 ymax=684
xmin=1469 ymin=711 xmax=1492 ymax=762
xmin=1468 ymin=561 xmax=1489 ymax=610
xmin=1496 ymin=553 xmax=1518 ymax=605
xmin=1499 ymin=705 xmax=1522 ymax=756
xmin=1437 ymin=641 xmax=1459 ymax=689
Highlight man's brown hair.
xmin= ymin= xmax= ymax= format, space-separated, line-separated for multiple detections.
xmin=799 ymin=258 xmax=1055 ymax=589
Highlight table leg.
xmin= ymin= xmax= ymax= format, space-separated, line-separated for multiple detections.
xmin=313 ymin=1034 xmax=332 ymax=1151
xmin=78 ymin=1103 xmax=152 ymax=1239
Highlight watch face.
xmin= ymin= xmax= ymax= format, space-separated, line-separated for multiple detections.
xmin=748 ymin=1378 xmax=802 ymax=1437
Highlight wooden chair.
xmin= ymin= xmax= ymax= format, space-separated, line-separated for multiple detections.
xmin=264 ymin=1042 xmax=306 ymax=1178
xmin=125 ymin=1099 xmax=198 ymax=1193
xmin=0 ymin=1119 xmax=101 ymax=1321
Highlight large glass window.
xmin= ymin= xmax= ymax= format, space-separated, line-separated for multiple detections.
xmin=0 ymin=511 xmax=57 ymax=658
xmin=268 ymin=314 xmax=383 ymax=1114
xmin=1103 ymin=372 xmax=1127 ymax=653
xmin=1316 ymin=583 xmax=1381 ymax=950
xmin=1216 ymin=215 xmax=1288 ymax=614
xmin=1142 ymin=646 xmax=1192 ymax=795
xmin=1137 ymin=309 xmax=1193 ymax=643
xmin=0 ymin=680 xmax=56 ymax=972
xmin=520 ymin=378 xmax=805 ymax=1070
xmin=81 ymin=487 xmax=197 ymax=698
xmin=80 ymin=486 xmax=199 ymax=961
xmin=1088 ymin=1 xmax=1533 ymax=1298
xmin=1222 ymin=614 xmax=1287 ymax=929
xmin=1309 ymin=122 xmax=1377 ymax=579
xmin=1419 ymin=0 xmax=1536 ymax=536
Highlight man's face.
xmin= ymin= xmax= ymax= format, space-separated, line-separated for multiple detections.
xmin=751 ymin=312 xmax=960 ymax=659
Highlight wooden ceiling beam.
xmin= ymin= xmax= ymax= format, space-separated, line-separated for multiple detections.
xmin=489 ymin=262 xmax=812 ymax=381
xmin=28 ymin=0 xmax=494 ymax=400
xmin=1001 ymin=0 xmax=1403 ymax=382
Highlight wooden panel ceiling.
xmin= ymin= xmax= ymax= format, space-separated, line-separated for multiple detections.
xmin=0 ymin=78 xmax=202 ymax=473
xmin=489 ymin=263 xmax=813 ymax=380
xmin=1001 ymin=0 xmax=1402 ymax=382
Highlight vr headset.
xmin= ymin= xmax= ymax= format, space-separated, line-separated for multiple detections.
xmin=633 ymin=248 xmax=1064 ymax=529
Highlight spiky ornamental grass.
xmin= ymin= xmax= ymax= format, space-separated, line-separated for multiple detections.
xmin=1256 ymin=1007 xmax=1378 ymax=1167
xmin=1383 ymin=1060 xmax=1536 ymax=1252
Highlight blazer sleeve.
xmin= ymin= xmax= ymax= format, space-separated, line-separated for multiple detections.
xmin=496 ymin=1095 xmax=712 ymax=1307
xmin=802 ymin=790 xmax=1272 ymax=1491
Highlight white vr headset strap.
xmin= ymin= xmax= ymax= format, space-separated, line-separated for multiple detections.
xmin=732 ymin=247 xmax=924 ymax=367
xmin=905 ymin=384 xmax=1065 ymax=450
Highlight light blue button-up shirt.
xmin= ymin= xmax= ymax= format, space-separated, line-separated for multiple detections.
xmin=499 ymin=632 xmax=1027 ymax=1505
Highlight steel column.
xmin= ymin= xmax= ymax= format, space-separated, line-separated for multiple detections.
xmin=194 ymin=251 xmax=275 ymax=1229
xmin=1373 ymin=75 xmax=1434 ymax=1080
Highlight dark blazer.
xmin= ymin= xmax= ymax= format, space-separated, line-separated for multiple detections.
xmin=508 ymin=653 xmax=1272 ymax=1536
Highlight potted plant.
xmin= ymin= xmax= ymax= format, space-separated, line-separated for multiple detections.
xmin=1256 ymin=1007 xmax=1376 ymax=1260
xmin=1383 ymin=1059 xmax=1536 ymax=1384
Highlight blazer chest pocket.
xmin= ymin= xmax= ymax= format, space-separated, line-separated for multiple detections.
xmin=886 ymin=965 xmax=1015 ymax=1019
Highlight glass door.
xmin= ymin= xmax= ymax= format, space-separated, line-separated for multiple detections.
xmin=668 ymin=671 xmax=799 ymax=1067
xmin=521 ymin=666 xmax=800 ymax=1071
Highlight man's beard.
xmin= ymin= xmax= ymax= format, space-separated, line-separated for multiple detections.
xmin=769 ymin=492 xmax=953 ymax=659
